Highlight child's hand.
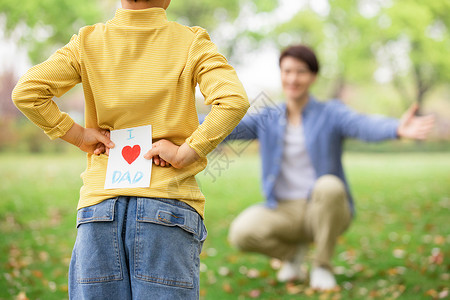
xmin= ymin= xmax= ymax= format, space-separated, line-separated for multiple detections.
xmin=79 ymin=128 xmax=115 ymax=155
xmin=93 ymin=130 xmax=112 ymax=155
xmin=144 ymin=139 xmax=200 ymax=169
xmin=152 ymin=155 xmax=171 ymax=167
xmin=60 ymin=123 xmax=115 ymax=155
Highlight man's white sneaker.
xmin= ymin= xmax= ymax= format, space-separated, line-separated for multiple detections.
xmin=276 ymin=246 xmax=307 ymax=282
xmin=310 ymin=267 xmax=337 ymax=290
xmin=277 ymin=261 xmax=302 ymax=282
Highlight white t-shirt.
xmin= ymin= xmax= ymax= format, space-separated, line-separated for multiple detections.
xmin=273 ymin=123 xmax=316 ymax=200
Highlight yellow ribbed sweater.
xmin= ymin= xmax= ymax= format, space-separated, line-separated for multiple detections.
xmin=12 ymin=8 xmax=249 ymax=218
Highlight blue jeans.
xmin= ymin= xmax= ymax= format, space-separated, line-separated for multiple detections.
xmin=69 ymin=197 xmax=207 ymax=299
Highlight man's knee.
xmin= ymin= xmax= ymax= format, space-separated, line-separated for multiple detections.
xmin=228 ymin=216 xmax=269 ymax=252
xmin=308 ymin=175 xmax=352 ymax=236
xmin=313 ymin=175 xmax=346 ymax=203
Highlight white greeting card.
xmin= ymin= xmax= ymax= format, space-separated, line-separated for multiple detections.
xmin=104 ymin=125 xmax=152 ymax=189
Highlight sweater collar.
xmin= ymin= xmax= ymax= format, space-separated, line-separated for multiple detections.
xmin=280 ymin=95 xmax=318 ymax=116
xmin=109 ymin=8 xmax=169 ymax=28
xmin=302 ymin=95 xmax=318 ymax=116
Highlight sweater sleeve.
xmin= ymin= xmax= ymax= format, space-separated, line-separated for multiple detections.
xmin=12 ymin=34 xmax=82 ymax=140
xmin=185 ymin=27 xmax=249 ymax=157
xmin=331 ymin=100 xmax=399 ymax=142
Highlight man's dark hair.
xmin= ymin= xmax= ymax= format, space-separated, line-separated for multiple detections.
xmin=279 ymin=45 xmax=320 ymax=74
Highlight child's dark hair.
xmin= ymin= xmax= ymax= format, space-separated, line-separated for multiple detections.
xmin=279 ymin=45 xmax=320 ymax=74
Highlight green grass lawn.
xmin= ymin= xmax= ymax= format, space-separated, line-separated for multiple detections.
xmin=0 ymin=152 xmax=449 ymax=300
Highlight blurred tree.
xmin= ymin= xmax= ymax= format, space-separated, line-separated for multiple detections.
xmin=167 ymin=0 xmax=240 ymax=29
xmin=323 ymin=0 xmax=381 ymax=98
xmin=0 ymin=0 xmax=280 ymax=64
xmin=375 ymin=0 xmax=450 ymax=108
xmin=168 ymin=0 xmax=280 ymax=62
xmin=268 ymin=0 xmax=449 ymax=106
xmin=273 ymin=9 xmax=325 ymax=49
xmin=270 ymin=0 xmax=384 ymax=98
xmin=168 ymin=0 xmax=280 ymax=32
xmin=0 ymin=70 xmax=19 ymax=117
xmin=0 ymin=0 xmax=105 ymax=64
xmin=1 ymin=0 xmax=447 ymax=108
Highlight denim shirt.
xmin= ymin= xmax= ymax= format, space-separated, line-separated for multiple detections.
xmin=219 ymin=96 xmax=399 ymax=215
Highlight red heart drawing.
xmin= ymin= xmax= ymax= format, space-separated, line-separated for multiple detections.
xmin=122 ymin=145 xmax=141 ymax=165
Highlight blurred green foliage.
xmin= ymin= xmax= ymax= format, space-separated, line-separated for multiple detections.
xmin=270 ymin=0 xmax=450 ymax=105
xmin=0 ymin=0 xmax=104 ymax=64
xmin=379 ymin=0 xmax=450 ymax=105
xmin=0 ymin=119 xmax=72 ymax=153
xmin=1 ymin=0 xmax=449 ymax=105
xmin=168 ymin=0 xmax=280 ymax=27
xmin=1 ymin=0 xmax=449 ymax=149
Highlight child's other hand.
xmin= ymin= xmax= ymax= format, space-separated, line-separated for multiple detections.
xmin=144 ymin=139 xmax=200 ymax=169
xmin=93 ymin=130 xmax=112 ymax=155
xmin=80 ymin=128 xmax=115 ymax=155
xmin=61 ymin=123 xmax=114 ymax=155
xmin=152 ymin=155 xmax=171 ymax=167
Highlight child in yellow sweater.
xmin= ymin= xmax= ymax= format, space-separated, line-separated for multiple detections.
xmin=12 ymin=0 xmax=249 ymax=298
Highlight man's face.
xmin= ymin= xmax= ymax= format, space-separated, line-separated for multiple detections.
xmin=280 ymin=56 xmax=316 ymax=102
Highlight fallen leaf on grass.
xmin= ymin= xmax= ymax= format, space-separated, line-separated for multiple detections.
xmin=319 ymin=293 xmax=330 ymax=300
xmin=440 ymin=273 xmax=449 ymax=281
xmin=222 ymin=282 xmax=233 ymax=293
xmin=48 ymin=281 xmax=57 ymax=292
xmin=285 ymin=282 xmax=304 ymax=294
xmin=352 ymin=263 xmax=365 ymax=273
xmin=319 ymin=291 xmax=342 ymax=300
xmin=439 ymin=290 xmax=449 ymax=299
xmin=248 ymin=289 xmax=261 ymax=298
xmin=239 ymin=265 xmax=248 ymax=275
xmin=200 ymin=262 xmax=207 ymax=272
xmin=338 ymin=249 xmax=358 ymax=263
xmin=15 ymin=292 xmax=28 ymax=300
xmin=218 ymin=266 xmax=231 ymax=277
xmin=386 ymin=266 xmax=406 ymax=276
xmin=206 ymin=270 xmax=217 ymax=284
xmin=48 ymin=208 xmax=63 ymax=226
xmin=226 ymin=254 xmax=239 ymax=264
xmin=331 ymin=294 xmax=342 ymax=300
xmin=2 ymin=214 xmax=21 ymax=232
xmin=342 ymin=281 xmax=353 ymax=290
xmin=38 ymin=251 xmax=49 ymax=262
xmin=358 ymin=287 xmax=368 ymax=297
xmin=433 ymin=235 xmax=445 ymax=245
xmin=270 ymin=258 xmax=282 ymax=270
xmin=425 ymin=288 xmax=450 ymax=299
xmin=304 ymin=288 xmax=316 ymax=296
xmin=200 ymin=289 xmax=207 ymax=297
xmin=426 ymin=289 xmax=438 ymax=298
xmin=428 ymin=248 xmax=444 ymax=265
xmin=392 ymin=248 xmax=406 ymax=259
xmin=60 ymin=284 xmax=69 ymax=292
xmin=265 ymin=278 xmax=277 ymax=287
xmin=31 ymin=270 xmax=43 ymax=278
xmin=246 ymin=268 xmax=260 ymax=278
xmin=205 ymin=248 xmax=217 ymax=257
xmin=369 ymin=290 xmax=380 ymax=298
